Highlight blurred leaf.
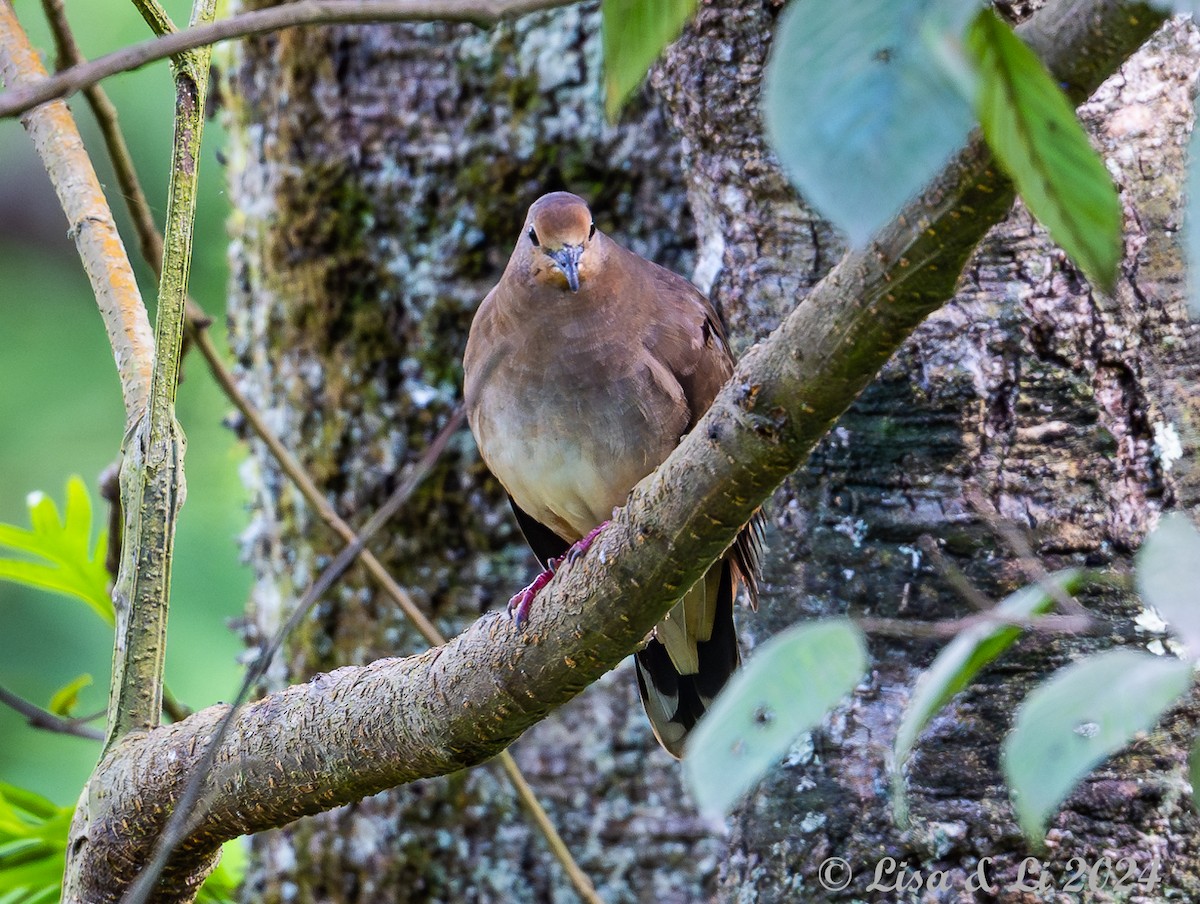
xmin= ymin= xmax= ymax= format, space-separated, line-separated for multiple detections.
xmin=1186 ymin=91 xmax=1200 ymax=318
xmin=0 ymin=783 xmax=244 ymax=902
xmin=47 ymin=674 xmax=93 ymax=718
xmin=892 ymin=568 xmax=1084 ymax=825
xmin=602 ymin=0 xmax=697 ymax=120
xmin=967 ymin=9 xmax=1122 ymax=291
xmin=762 ymin=0 xmax=980 ymax=245
xmin=1003 ymin=649 xmax=1192 ymax=843
xmin=683 ymin=619 xmax=866 ymax=818
xmin=1146 ymin=0 xmax=1198 ymax=14
xmin=197 ymin=839 xmax=248 ymax=904
xmin=1191 ymin=732 xmax=1200 ymax=813
xmin=0 ymin=785 xmax=70 ymax=902
xmin=0 ymin=477 xmax=112 ymax=624
xmin=1137 ymin=512 xmax=1200 ymax=654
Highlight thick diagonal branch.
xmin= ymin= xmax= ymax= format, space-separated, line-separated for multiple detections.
xmin=63 ymin=1 xmax=1164 ymax=900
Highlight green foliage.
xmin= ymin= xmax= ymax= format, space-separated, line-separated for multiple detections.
xmin=0 ymin=783 xmax=244 ymax=904
xmin=0 ymin=477 xmax=112 ymax=625
xmin=966 ymin=9 xmax=1122 ymax=291
xmin=46 ymin=676 xmax=92 ymax=719
xmin=762 ymin=0 xmax=979 ymax=245
xmin=601 ymin=0 xmax=697 ymax=120
xmin=891 ymin=569 xmax=1084 ymax=825
xmin=1137 ymin=513 xmax=1200 ymax=651
xmin=682 ymin=619 xmax=866 ymax=818
xmin=1002 ymin=649 xmax=1192 ymax=843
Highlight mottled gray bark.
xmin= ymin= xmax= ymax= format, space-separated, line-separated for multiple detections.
xmin=223 ymin=3 xmax=712 ymax=901
xmin=657 ymin=8 xmax=1200 ymax=902
xmin=222 ymin=2 xmax=1200 ymax=903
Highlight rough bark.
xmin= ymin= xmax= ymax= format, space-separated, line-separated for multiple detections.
xmin=222 ymin=3 xmax=711 ymax=901
xmin=656 ymin=7 xmax=1200 ymax=902
xmin=219 ymin=2 xmax=1200 ymax=903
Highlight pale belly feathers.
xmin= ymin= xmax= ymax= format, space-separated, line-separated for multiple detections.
xmin=471 ymin=349 xmax=688 ymax=542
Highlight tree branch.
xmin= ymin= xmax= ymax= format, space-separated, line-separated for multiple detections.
xmin=0 ymin=0 xmax=154 ymax=428
xmin=61 ymin=1 xmax=1166 ymax=900
xmin=0 ymin=685 xmax=104 ymax=741
xmin=0 ymin=0 xmax=575 ymax=119
xmin=102 ymin=0 xmax=217 ymax=752
xmin=35 ymin=0 xmax=594 ymax=889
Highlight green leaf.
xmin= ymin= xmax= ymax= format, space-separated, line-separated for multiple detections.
xmin=762 ymin=0 xmax=980 ymax=245
xmin=966 ymin=9 xmax=1122 ymax=291
xmin=1137 ymin=513 xmax=1200 ymax=654
xmin=197 ymin=839 xmax=248 ymax=904
xmin=47 ymin=674 xmax=93 ymax=718
xmin=0 ymin=477 xmax=113 ymax=624
xmin=1186 ymin=91 xmax=1200 ymax=319
xmin=1003 ymin=649 xmax=1192 ymax=843
xmin=1190 ymin=733 xmax=1200 ymax=814
xmin=602 ymin=0 xmax=697 ymax=120
xmin=892 ymin=568 xmax=1084 ymax=825
xmin=682 ymin=619 xmax=867 ymax=818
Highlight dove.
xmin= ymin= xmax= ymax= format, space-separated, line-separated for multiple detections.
xmin=464 ymin=191 xmax=761 ymax=757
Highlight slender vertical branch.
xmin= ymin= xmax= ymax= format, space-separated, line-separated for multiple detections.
xmin=0 ymin=0 xmax=153 ymax=428
xmin=35 ymin=5 xmax=598 ymax=895
xmin=104 ymin=0 xmax=219 ymax=750
xmin=40 ymin=0 xmax=164 ymax=272
xmin=130 ymin=0 xmax=178 ymax=37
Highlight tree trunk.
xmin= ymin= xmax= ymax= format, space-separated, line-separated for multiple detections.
xmin=223 ymin=1 xmax=1200 ymax=901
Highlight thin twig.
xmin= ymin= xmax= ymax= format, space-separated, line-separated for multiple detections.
xmin=965 ymin=490 xmax=1092 ymax=618
xmin=0 ymin=0 xmax=154 ymax=426
xmin=121 ymin=408 xmax=467 ymax=904
xmin=917 ymin=534 xmax=995 ymax=613
xmin=102 ymin=0 xmax=219 ymax=752
xmin=0 ymin=0 xmax=575 ymax=118
xmin=857 ymin=610 xmax=1096 ymax=640
xmin=39 ymin=0 xmax=594 ymax=884
xmin=0 ymin=685 xmax=104 ymax=741
xmin=40 ymin=0 xmax=164 ymax=270
xmin=130 ymin=0 xmax=177 ymax=36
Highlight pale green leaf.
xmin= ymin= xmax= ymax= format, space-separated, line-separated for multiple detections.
xmin=1003 ymin=649 xmax=1192 ymax=842
xmin=1190 ymin=732 xmax=1200 ymax=813
xmin=1186 ymin=90 xmax=1200 ymax=317
xmin=892 ymin=569 xmax=1084 ymax=825
xmin=763 ymin=0 xmax=980 ymax=245
xmin=602 ymin=0 xmax=697 ymax=120
xmin=682 ymin=619 xmax=866 ymax=818
xmin=967 ymin=9 xmax=1122 ymax=291
xmin=47 ymin=674 xmax=93 ymax=718
xmin=1137 ymin=513 xmax=1200 ymax=654
xmin=0 ymin=478 xmax=113 ymax=624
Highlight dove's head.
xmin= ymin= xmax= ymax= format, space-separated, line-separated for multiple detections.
xmin=522 ymin=192 xmax=600 ymax=294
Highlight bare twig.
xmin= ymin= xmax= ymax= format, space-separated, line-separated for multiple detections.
xmin=121 ymin=408 xmax=469 ymax=904
xmin=39 ymin=0 xmax=164 ymax=272
xmin=37 ymin=0 xmax=592 ymax=884
xmin=0 ymin=684 xmax=104 ymax=741
xmin=917 ymin=534 xmax=996 ymax=613
xmin=101 ymin=0 xmax=218 ymax=752
xmin=0 ymin=0 xmax=154 ymax=427
xmin=856 ymin=611 xmax=1096 ymax=640
xmin=194 ymin=327 xmax=600 ymax=902
xmin=130 ymin=0 xmax=177 ymax=37
xmin=0 ymin=0 xmax=574 ymax=118
xmin=965 ymin=490 xmax=1092 ymax=618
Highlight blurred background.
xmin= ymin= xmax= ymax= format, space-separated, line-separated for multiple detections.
xmin=0 ymin=0 xmax=248 ymax=803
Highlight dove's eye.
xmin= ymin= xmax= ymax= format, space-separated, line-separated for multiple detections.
xmin=527 ymin=227 xmax=540 ymax=247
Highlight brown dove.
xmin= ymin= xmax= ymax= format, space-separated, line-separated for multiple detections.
xmin=463 ymin=191 xmax=762 ymax=758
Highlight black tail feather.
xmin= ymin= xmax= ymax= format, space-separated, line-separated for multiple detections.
xmin=635 ymin=558 xmax=740 ymax=758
